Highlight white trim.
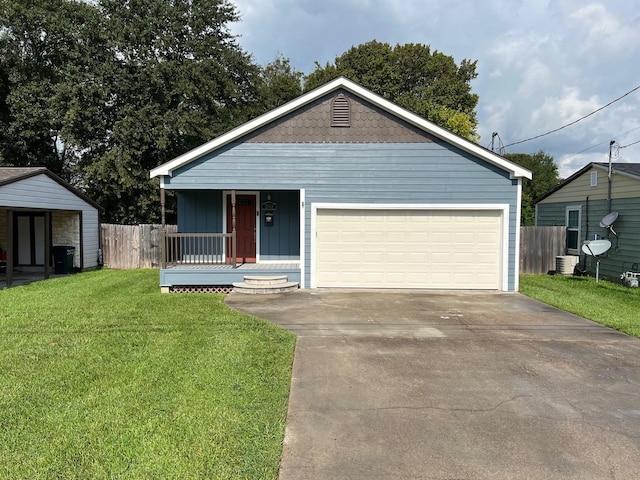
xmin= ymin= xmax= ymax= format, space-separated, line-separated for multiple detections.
xmin=150 ymin=77 xmax=532 ymax=180
xmin=565 ymin=205 xmax=582 ymax=255
xmin=222 ymin=191 xmax=259 ymax=262
xmin=299 ymin=189 xmax=306 ymax=288
xmin=590 ymin=170 xmax=598 ymax=187
xmin=514 ymin=179 xmax=522 ymax=292
xmin=310 ymin=203 xmax=510 ymax=291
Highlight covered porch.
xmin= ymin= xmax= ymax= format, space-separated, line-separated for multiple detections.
xmin=158 ymin=189 xmax=302 ymax=291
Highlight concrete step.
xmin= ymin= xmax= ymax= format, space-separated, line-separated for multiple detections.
xmin=242 ymin=275 xmax=289 ymax=286
xmin=232 ymin=281 xmax=299 ymax=294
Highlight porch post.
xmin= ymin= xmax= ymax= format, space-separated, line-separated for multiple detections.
xmin=44 ymin=211 xmax=51 ymax=279
xmin=160 ymin=186 xmax=166 ymax=269
xmin=6 ymin=209 xmax=13 ymax=287
xmin=231 ymin=190 xmax=237 ymax=268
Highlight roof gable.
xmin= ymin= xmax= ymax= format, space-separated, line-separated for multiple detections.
xmin=150 ymin=77 xmax=531 ymax=180
xmin=0 ymin=167 xmax=103 ymax=211
xmin=533 ymin=162 xmax=640 ymax=204
xmin=244 ymin=89 xmax=435 ymax=143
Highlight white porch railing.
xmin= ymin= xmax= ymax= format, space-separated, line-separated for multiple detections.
xmin=162 ymin=232 xmax=236 ymax=269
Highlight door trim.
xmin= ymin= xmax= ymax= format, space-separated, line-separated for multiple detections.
xmin=222 ymin=191 xmax=259 ymax=263
xmin=13 ymin=212 xmax=49 ymax=266
xmin=310 ymin=203 xmax=510 ymax=291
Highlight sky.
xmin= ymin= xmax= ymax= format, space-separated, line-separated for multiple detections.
xmin=228 ymin=0 xmax=640 ymax=179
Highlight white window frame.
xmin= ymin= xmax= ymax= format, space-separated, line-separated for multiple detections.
xmin=566 ymin=205 xmax=582 ymax=255
xmin=590 ymin=171 xmax=598 ymax=187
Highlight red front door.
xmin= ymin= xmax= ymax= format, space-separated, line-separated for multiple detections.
xmin=226 ymin=194 xmax=256 ymax=263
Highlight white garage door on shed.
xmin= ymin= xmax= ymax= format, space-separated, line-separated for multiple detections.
xmin=314 ymin=206 xmax=505 ymax=290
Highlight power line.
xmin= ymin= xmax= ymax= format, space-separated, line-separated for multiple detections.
xmin=556 ymin=125 xmax=640 ymax=163
xmin=620 ymin=138 xmax=640 ymax=148
xmin=503 ymin=84 xmax=640 ymax=148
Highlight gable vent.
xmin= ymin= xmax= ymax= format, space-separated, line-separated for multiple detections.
xmin=331 ymin=94 xmax=351 ymax=127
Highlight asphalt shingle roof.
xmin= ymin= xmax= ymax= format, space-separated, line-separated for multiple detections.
xmin=0 ymin=167 xmax=47 ymax=183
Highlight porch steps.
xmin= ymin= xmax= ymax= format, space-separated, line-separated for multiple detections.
xmin=233 ymin=275 xmax=299 ymax=294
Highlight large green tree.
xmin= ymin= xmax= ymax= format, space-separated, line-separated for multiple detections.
xmin=505 ymin=150 xmax=561 ymax=226
xmin=0 ymin=0 xmax=104 ymax=176
xmin=305 ymin=41 xmax=479 ymax=140
xmin=76 ymin=0 xmax=261 ymax=223
xmin=253 ymin=54 xmax=303 ymax=114
xmin=0 ymin=0 xmax=263 ymax=223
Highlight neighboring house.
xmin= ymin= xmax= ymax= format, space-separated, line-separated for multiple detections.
xmin=0 ymin=167 xmax=103 ymax=286
xmin=150 ymin=77 xmax=532 ymax=292
xmin=534 ymin=162 xmax=640 ymax=281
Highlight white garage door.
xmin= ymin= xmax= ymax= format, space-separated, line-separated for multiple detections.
xmin=315 ymin=209 xmax=503 ymax=289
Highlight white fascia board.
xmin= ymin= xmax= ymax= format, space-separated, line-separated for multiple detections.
xmin=150 ymin=76 xmax=532 ymax=180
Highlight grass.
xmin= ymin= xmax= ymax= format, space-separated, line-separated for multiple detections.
xmin=520 ymin=274 xmax=640 ymax=339
xmin=0 ymin=269 xmax=296 ymax=479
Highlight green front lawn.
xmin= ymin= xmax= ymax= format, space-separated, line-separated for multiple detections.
xmin=0 ymin=270 xmax=295 ymax=479
xmin=520 ymin=274 xmax=640 ymax=339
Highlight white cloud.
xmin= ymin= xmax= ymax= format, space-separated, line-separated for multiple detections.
xmin=228 ymin=0 xmax=640 ymax=178
xmin=569 ymin=3 xmax=640 ymax=56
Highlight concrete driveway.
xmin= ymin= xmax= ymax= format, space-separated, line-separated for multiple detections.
xmin=225 ymin=290 xmax=640 ymax=480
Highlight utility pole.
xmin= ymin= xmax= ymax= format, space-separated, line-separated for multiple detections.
xmin=607 ymin=140 xmax=615 ymax=214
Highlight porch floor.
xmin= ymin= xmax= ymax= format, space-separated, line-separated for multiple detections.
xmin=161 ymin=262 xmax=302 ymax=288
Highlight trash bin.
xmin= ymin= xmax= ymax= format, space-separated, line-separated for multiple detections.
xmin=53 ymin=246 xmax=75 ymax=274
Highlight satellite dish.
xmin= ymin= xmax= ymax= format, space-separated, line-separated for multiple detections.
xmin=599 ymin=211 xmax=619 ymax=236
xmin=582 ymin=239 xmax=612 ymax=256
xmin=582 ymin=239 xmax=611 ymax=283
xmin=599 ymin=211 xmax=618 ymax=228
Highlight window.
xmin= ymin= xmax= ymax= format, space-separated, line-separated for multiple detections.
xmin=590 ymin=171 xmax=598 ymax=187
xmin=331 ymin=94 xmax=351 ymax=127
xmin=566 ymin=206 xmax=581 ymax=254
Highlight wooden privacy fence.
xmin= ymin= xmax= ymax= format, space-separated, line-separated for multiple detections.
xmin=102 ymin=224 xmax=566 ymax=274
xmin=101 ymin=224 xmax=176 ymax=269
xmin=520 ymin=226 xmax=566 ymax=274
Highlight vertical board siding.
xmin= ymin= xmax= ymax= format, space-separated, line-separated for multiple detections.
xmin=101 ymin=224 xmax=176 ymax=269
xmin=519 ymin=226 xmax=566 ymax=274
xmin=0 ymin=174 xmax=100 ymax=269
xmin=259 ymin=191 xmax=300 ymax=260
xmin=177 ymin=191 xmax=222 ymax=232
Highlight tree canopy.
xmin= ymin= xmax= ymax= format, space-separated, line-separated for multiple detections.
xmin=304 ymin=41 xmax=479 ymax=140
xmin=505 ymin=150 xmax=561 ymax=226
xmin=0 ymin=0 xmax=265 ymax=223
xmin=1 ymin=9 xmax=484 ymax=223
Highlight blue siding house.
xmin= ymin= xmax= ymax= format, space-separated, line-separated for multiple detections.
xmin=150 ymin=77 xmax=531 ymax=292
